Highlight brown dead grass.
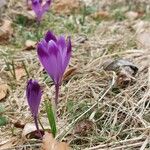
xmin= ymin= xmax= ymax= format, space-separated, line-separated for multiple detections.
xmin=0 ymin=0 xmax=150 ymax=150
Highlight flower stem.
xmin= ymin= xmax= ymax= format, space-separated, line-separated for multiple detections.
xmin=38 ymin=118 xmax=45 ymax=131
xmin=55 ymin=84 xmax=59 ymax=106
xmin=34 ymin=116 xmax=42 ymax=139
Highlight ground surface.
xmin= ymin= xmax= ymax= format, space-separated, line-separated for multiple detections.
xmin=0 ymin=0 xmax=150 ymax=149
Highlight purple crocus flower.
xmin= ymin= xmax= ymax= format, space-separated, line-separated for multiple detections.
xmin=26 ymin=79 xmax=42 ymax=137
xmin=31 ymin=0 xmax=51 ymax=22
xmin=37 ymin=31 xmax=72 ymax=105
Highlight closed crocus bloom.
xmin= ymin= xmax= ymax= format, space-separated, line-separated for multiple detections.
xmin=31 ymin=0 xmax=51 ymax=22
xmin=37 ymin=31 xmax=71 ymax=105
xmin=26 ymin=79 xmax=42 ymax=137
xmin=26 ymin=79 xmax=42 ymax=117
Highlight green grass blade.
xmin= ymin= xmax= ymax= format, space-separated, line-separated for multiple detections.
xmin=45 ymin=100 xmax=57 ymax=137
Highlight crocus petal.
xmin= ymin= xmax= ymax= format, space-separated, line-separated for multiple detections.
xmin=57 ymin=35 xmax=67 ymax=58
xmin=42 ymin=0 xmax=51 ymax=12
xmin=38 ymin=40 xmax=61 ymax=84
xmin=32 ymin=0 xmax=43 ymax=21
xmin=37 ymin=41 xmax=48 ymax=58
xmin=47 ymin=40 xmax=63 ymax=83
xmin=26 ymin=79 xmax=42 ymax=117
xmin=45 ymin=30 xmax=57 ymax=43
xmin=40 ymin=39 xmax=48 ymax=50
xmin=56 ymin=36 xmax=70 ymax=74
xmin=63 ymin=37 xmax=71 ymax=71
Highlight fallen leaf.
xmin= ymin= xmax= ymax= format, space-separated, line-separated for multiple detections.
xmin=136 ymin=31 xmax=150 ymax=48
xmin=74 ymin=120 xmax=94 ymax=136
xmin=11 ymin=10 xmax=36 ymax=22
xmin=0 ymin=84 xmax=8 ymax=101
xmin=23 ymin=40 xmax=36 ymax=51
xmin=0 ymin=138 xmax=17 ymax=150
xmin=22 ymin=123 xmax=44 ymax=139
xmin=26 ymin=0 xmax=32 ymax=10
xmin=63 ymin=67 xmax=77 ymax=81
xmin=74 ymin=35 xmax=88 ymax=44
xmin=0 ymin=20 xmax=13 ymax=44
xmin=15 ymin=67 xmax=26 ymax=81
xmin=125 ymin=11 xmax=139 ymax=20
xmin=133 ymin=20 xmax=150 ymax=48
xmin=103 ymin=59 xmax=138 ymax=74
xmin=132 ymin=20 xmax=150 ymax=33
xmin=42 ymin=132 xmax=71 ymax=150
xmin=90 ymin=11 xmax=111 ymax=20
xmin=27 ymin=10 xmax=36 ymax=19
xmin=53 ymin=0 xmax=84 ymax=15
xmin=0 ymin=0 xmax=6 ymax=8
xmin=103 ymin=59 xmax=138 ymax=88
xmin=116 ymin=69 xmax=134 ymax=88
xmin=82 ymin=0 xmax=93 ymax=6
xmin=13 ymin=120 xmax=25 ymax=129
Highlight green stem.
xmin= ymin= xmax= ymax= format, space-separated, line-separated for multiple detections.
xmin=45 ymin=100 xmax=57 ymax=137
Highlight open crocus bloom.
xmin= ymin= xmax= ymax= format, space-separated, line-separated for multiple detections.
xmin=37 ymin=31 xmax=72 ymax=85
xmin=37 ymin=31 xmax=71 ymax=105
xmin=31 ymin=0 xmax=51 ymax=22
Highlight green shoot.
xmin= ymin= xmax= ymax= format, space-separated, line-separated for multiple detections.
xmin=45 ymin=100 xmax=57 ymax=137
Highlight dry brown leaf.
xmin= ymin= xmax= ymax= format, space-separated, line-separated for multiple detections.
xmin=53 ymin=0 xmax=84 ymax=15
xmin=23 ymin=40 xmax=36 ymax=51
xmin=132 ymin=20 xmax=150 ymax=33
xmin=136 ymin=31 xmax=150 ymax=48
xmin=82 ymin=0 xmax=93 ymax=6
xmin=0 ymin=84 xmax=8 ymax=101
xmin=22 ymin=123 xmax=44 ymax=139
xmin=27 ymin=10 xmax=36 ymax=19
xmin=13 ymin=120 xmax=25 ymax=129
xmin=63 ymin=67 xmax=77 ymax=81
xmin=74 ymin=120 xmax=94 ymax=136
xmin=11 ymin=10 xmax=36 ymax=21
xmin=22 ymin=123 xmax=37 ymax=138
xmin=0 ymin=0 xmax=6 ymax=8
xmin=15 ymin=67 xmax=26 ymax=81
xmin=26 ymin=0 xmax=32 ymax=10
xmin=103 ymin=59 xmax=138 ymax=75
xmin=0 ymin=139 xmax=15 ymax=150
xmin=90 ymin=11 xmax=111 ymax=20
xmin=42 ymin=132 xmax=71 ymax=150
xmin=125 ymin=11 xmax=139 ymax=20
xmin=103 ymin=59 xmax=138 ymax=88
xmin=133 ymin=21 xmax=150 ymax=48
xmin=0 ymin=20 xmax=13 ymax=44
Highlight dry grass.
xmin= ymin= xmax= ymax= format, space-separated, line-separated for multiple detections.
xmin=0 ymin=0 xmax=150 ymax=149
